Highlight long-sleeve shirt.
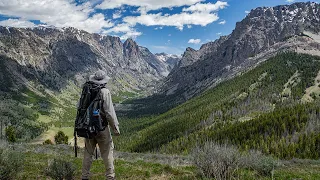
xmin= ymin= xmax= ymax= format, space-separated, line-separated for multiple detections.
xmin=101 ymin=88 xmax=120 ymax=134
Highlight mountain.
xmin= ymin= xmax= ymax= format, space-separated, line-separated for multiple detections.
xmin=0 ymin=26 xmax=167 ymax=95
xmin=154 ymin=53 xmax=180 ymax=70
xmin=0 ymin=26 xmax=179 ymax=141
xmin=159 ymin=2 xmax=320 ymax=104
xmin=115 ymin=52 xmax=320 ymax=160
xmin=139 ymin=48 xmax=181 ymax=77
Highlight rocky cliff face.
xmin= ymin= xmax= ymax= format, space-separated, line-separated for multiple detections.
xmin=138 ymin=47 xmax=181 ymax=77
xmin=0 ymin=26 xmax=169 ymax=97
xmin=160 ymin=2 xmax=320 ymax=101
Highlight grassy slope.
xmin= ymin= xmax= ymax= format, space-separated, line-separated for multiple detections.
xmin=11 ymin=148 xmax=320 ymax=180
xmin=19 ymin=150 xmax=197 ymax=180
xmin=114 ymin=52 xmax=320 ymax=155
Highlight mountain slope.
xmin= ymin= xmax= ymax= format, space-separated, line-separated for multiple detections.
xmin=114 ymin=52 xmax=320 ymax=160
xmin=157 ymin=2 xmax=320 ymax=107
xmin=0 ymin=26 xmax=165 ymax=94
xmin=0 ymin=26 xmax=178 ymax=142
xmin=139 ymin=48 xmax=180 ymax=77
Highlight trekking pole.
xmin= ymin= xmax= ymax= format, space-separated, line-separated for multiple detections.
xmin=95 ymin=146 xmax=98 ymax=159
xmin=74 ymin=131 xmax=78 ymax=157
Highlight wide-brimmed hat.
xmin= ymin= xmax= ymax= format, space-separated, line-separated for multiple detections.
xmin=89 ymin=70 xmax=110 ymax=84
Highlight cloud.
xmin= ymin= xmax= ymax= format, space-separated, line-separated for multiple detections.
xmin=0 ymin=0 xmax=113 ymax=33
xmin=0 ymin=0 xmax=228 ymax=39
xmin=188 ymin=38 xmax=201 ymax=44
xmin=218 ymin=20 xmax=226 ymax=25
xmin=155 ymin=26 xmax=163 ymax=30
xmin=113 ymin=11 xmax=122 ymax=19
xmin=97 ymin=0 xmax=203 ymax=12
xmin=0 ymin=19 xmax=36 ymax=28
xmin=124 ymin=12 xmax=219 ymax=30
xmin=103 ymin=23 xmax=142 ymax=40
xmin=245 ymin=10 xmax=250 ymax=14
xmin=286 ymin=0 xmax=295 ymax=2
xmin=182 ymin=1 xmax=228 ymax=13
xmin=119 ymin=31 xmax=142 ymax=40
xmin=216 ymin=32 xmax=222 ymax=36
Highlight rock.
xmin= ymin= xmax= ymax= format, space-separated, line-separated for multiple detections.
xmin=159 ymin=2 xmax=320 ymax=102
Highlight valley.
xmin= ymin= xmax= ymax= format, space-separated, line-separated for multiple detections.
xmin=0 ymin=1 xmax=320 ymax=180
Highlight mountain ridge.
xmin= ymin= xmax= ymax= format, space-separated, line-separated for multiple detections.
xmin=158 ymin=1 xmax=320 ymax=103
xmin=0 ymin=26 xmax=180 ymax=96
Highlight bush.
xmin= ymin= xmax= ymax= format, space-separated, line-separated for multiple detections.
xmin=192 ymin=142 xmax=278 ymax=179
xmin=54 ymin=131 xmax=68 ymax=145
xmin=44 ymin=158 xmax=76 ymax=180
xmin=5 ymin=126 xmax=16 ymax=143
xmin=240 ymin=150 xmax=278 ymax=176
xmin=0 ymin=149 xmax=25 ymax=179
xmin=43 ymin=139 xmax=54 ymax=145
xmin=192 ymin=142 xmax=241 ymax=180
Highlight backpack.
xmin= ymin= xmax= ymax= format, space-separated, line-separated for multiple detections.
xmin=74 ymin=82 xmax=108 ymax=139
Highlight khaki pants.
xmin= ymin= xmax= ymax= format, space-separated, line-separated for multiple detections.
xmin=81 ymin=127 xmax=115 ymax=180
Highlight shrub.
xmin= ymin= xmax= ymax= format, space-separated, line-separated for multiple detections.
xmin=54 ymin=131 xmax=68 ymax=145
xmin=0 ymin=149 xmax=25 ymax=179
xmin=240 ymin=150 xmax=278 ymax=176
xmin=43 ymin=139 xmax=54 ymax=145
xmin=192 ymin=142 xmax=241 ymax=180
xmin=192 ymin=142 xmax=279 ymax=179
xmin=44 ymin=158 xmax=76 ymax=180
xmin=5 ymin=126 xmax=16 ymax=143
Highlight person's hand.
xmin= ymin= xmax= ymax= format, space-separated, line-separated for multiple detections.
xmin=113 ymin=126 xmax=120 ymax=136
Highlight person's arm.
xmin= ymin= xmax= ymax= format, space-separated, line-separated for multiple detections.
xmin=101 ymin=89 xmax=120 ymax=135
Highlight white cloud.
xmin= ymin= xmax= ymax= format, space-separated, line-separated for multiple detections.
xmin=119 ymin=31 xmax=142 ymax=40
xmin=104 ymin=23 xmax=131 ymax=33
xmin=155 ymin=26 xmax=163 ymax=30
xmin=124 ymin=12 xmax=219 ymax=30
xmin=182 ymin=1 xmax=228 ymax=13
xmin=216 ymin=32 xmax=222 ymax=36
xmin=0 ymin=0 xmax=113 ymax=33
xmin=103 ymin=23 xmax=142 ymax=40
xmin=113 ymin=11 xmax=122 ymax=19
xmin=187 ymin=25 xmax=192 ymax=28
xmin=0 ymin=0 xmax=228 ymax=39
xmin=97 ymin=0 xmax=203 ymax=12
xmin=286 ymin=0 xmax=295 ymax=2
xmin=188 ymin=38 xmax=201 ymax=44
xmin=0 ymin=18 xmax=36 ymax=28
xmin=218 ymin=20 xmax=226 ymax=25
xmin=245 ymin=10 xmax=250 ymax=14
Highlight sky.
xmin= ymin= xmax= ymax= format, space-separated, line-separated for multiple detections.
xmin=0 ymin=0 xmax=314 ymax=55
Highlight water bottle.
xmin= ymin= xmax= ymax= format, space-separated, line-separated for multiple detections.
xmin=93 ymin=110 xmax=99 ymax=117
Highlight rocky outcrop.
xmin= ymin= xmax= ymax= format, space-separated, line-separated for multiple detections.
xmin=0 ymin=26 xmax=169 ymax=95
xmin=160 ymin=2 xmax=320 ymax=100
xmin=140 ymin=51 xmax=181 ymax=76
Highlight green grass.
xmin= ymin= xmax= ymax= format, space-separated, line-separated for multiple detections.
xmin=112 ymin=90 xmax=140 ymax=103
xmin=32 ymin=127 xmax=75 ymax=145
xmin=10 ymin=149 xmax=320 ymax=180
xmin=18 ymin=151 xmax=198 ymax=180
xmin=37 ymin=114 xmax=52 ymax=123
xmin=275 ymin=166 xmax=320 ymax=180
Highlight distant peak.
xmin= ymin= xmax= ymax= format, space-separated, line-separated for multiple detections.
xmin=186 ymin=47 xmax=196 ymax=52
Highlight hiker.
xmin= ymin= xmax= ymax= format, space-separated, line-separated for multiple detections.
xmin=77 ymin=70 xmax=120 ymax=180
